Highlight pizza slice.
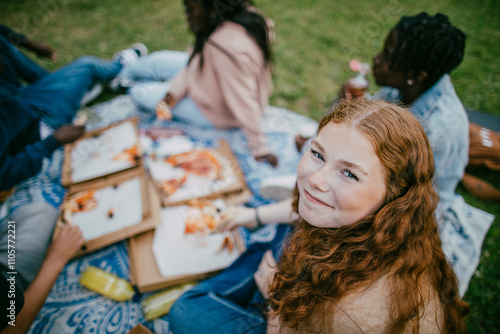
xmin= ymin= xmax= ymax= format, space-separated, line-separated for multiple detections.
xmin=156 ymin=100 xmax=173 ymax=121
xmin=113 ymin=144 xmax=140 ymax=163
xmin=160 ymin=174 xmax=188 ymax=196
xmin=165 ymin=149 xmax=222 ymax=180
xmin=62 ymin=190 xmax=98 ymax=223
xmin=184 ymin=200 xmax=221 ymax=234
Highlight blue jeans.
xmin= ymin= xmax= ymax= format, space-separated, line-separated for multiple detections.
xmin=121 ymin=50 xmax=214 ymax=128
xmin=168 ymin=224 xmax=290 ymax=334
xmin=24 ymin=56 xmax=122 ymax=129
xmin=0 ymin=35 xmax=122 ymax=129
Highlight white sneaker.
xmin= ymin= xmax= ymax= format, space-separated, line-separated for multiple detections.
xmin=108 ymin=76 xmax=135 ymax=92
xmin=113 ymin=43 xmax=148 ymax=66
xmin=260 ymin=174 xmax=297 ymax=201
xmin=80 ymin=83 xmax=103 ymax=106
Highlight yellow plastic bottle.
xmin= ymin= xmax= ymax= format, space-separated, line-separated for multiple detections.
xmin=142 ymin=282 xmax=196 ymax=321
xmin=79 ymin=266 xmax=135 ymax=302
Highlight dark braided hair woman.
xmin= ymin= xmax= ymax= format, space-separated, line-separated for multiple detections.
xmin=369 ymin=12 xmax=494 ymax=298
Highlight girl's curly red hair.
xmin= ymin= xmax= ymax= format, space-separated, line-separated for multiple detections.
xmin=269 ymin=99 xmax=469 ymax=333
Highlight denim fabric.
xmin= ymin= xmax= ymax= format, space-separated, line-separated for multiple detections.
xmin=0 ymin=36 xmax=122 ymax=129
xmin=169 ymin=224 xmax=290 ymax=334
xmin=374 ymin=74 xmax=469 ymax=217
xmin=0 ymin=35 xmax=49 ymax=98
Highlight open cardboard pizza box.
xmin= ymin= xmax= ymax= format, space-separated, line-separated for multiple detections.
xmin=61 ymin=118 xmax=142 ymax=187
xmin=55 ymin=167 xmax=160 ymax=256
xmin=129 ymin=189 xmax=251 ymax=293
xmin=148 ymin=140 xmax=249 ymax=207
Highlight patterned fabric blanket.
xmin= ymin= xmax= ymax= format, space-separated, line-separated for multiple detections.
xmin=14 ymin=95 xmax=314 ymax=333
xmin=6 ymin=95 xmax=493 ymax=333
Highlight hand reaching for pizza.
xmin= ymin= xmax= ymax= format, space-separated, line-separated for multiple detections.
xmin=254 ymin=250 xmax=278 ymax=299
xmin=219 ymin=205 xmax=258 ymax=231
xmin=255 ymin=153 xmax=278 ymax=168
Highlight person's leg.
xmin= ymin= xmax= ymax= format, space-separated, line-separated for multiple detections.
xmin=0 ymin=35 xmax=49 ymax=84
xmin=128 ymin=81 xmax=171 ymax=112
xmin=0 ymin=202 xmax=58 ymax=291
xmin=171 ymin=97 xmax=214 ymax=128
xmin=119 ymin=50 xmax=189 ymax=81
xmin=169 ymin=244 xmax=268 ymax=334
xmin=22 ymin=56 xmax=122 ymax=128
xmin=169 ymin=224 xmax=290 ymax=334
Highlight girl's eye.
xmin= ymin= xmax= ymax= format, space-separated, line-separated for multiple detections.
xmin=310 ymin=149 xmax=324 ymax=162
xmin=342 ymin=169 xmax=359 ymax=181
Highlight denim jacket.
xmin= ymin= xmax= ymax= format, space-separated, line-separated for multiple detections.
xmin=374 ymin=74 xmax=469 ymax=216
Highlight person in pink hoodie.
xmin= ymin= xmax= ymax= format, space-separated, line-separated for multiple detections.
xmin=115 ymin=0 xmax=278 ymax=166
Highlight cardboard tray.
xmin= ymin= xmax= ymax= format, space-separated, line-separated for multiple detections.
xmin=155 ymin=140 xmax=249 ymax=207
xmin=56 ymin=168 xmax=160 ymax=256
xmin=129 ymin=190 xmax=250 ymax=293
xmin=61 ymin=118 xmax=142 ymax=187
xmin=127 ymin=324 xmax=154 ymax=334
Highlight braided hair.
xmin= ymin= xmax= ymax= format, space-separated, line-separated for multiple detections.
xmin=390 ymin=12 xmax=466 ymax=88
xmin=189 ymin=0 xmax=273 ymax=69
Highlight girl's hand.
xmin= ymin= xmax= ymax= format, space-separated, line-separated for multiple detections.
xmin=256 ymin=153 xmax=278 ymax=167
xmin=219 ymin=206 xmax=258 ymax=231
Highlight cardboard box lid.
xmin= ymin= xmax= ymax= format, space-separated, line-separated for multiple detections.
xmin=129 ymin=193 xmax=249 ymax=293
xmin=61 ymin=118 xmax=142 ymax=187
xmin=56 ymin=168 xmax=160 ymax=256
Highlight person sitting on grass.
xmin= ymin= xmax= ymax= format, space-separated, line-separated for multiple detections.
xmin=112 ymin=0 xmax=278 ymax=167
xmin=168 ymin=99 xmax=470 ymax=333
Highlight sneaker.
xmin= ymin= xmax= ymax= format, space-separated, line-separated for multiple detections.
xmin=80 ymin=83 xmax=103 ymax=106
xmin=113 ymin=42 xmax=148 ymax=66
xmin=108 ymin=76 xmax=135 ymax=92
xmin=130 ymin=42 xmax=148 ymax=58
xmin=260 ymin=174 xmax=297 ymax=201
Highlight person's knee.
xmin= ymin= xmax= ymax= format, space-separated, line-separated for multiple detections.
xmin=169 ymin=290 xmax=206 ymax=332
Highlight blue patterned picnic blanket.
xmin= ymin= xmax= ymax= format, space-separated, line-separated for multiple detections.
xmin=11 ymin=95 xmax=313 ymax=333
xmin=7 ymin=96 xmax=493 ymax=333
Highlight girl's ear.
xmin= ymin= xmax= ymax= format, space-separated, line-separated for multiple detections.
xmin=407 ymin=70 xmax=428 ymax=85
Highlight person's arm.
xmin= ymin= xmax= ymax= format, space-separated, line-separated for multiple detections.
xmin=0 ymin=24 xmax=57 ymax=60
xmin=221 ymin=198 xmax=297 ymax=231
xmin=207 ymin=42 xmax=277 ymax=165
xmin=0 ymin=100 xmax=84 ymax=190
xmin=165 ymin=67 xmax=189 ymax=108
xmin=1 ymin=224 xmax=85 ymax=334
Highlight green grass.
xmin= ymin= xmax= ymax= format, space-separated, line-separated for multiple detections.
xmin=2 ymin=0 xmax=500 ymax=331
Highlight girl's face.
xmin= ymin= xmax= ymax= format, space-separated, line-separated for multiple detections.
xmin=297 ymin=122 xmax=387 ymax=229
xmin=183 ymin=0 xmax=213 ymax=34
xmin=372 ymin=29 xmax=407 ymax=90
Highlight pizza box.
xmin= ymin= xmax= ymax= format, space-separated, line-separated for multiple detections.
xmin=61 ymin=118 xmax=142 ymax=187
xmin=55 ymin=167 xmax=160 ymax=256
xmin=127 ymin=324 xmax=154 ymax=334
xmin=149 ymin=140 xmax=250 ymax=207
xmin=128 ymin=190 xmax=250 ymax=293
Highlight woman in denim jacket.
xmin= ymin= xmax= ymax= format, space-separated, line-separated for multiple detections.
xmin=356 ymin=12 xmax=494 ymax=296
